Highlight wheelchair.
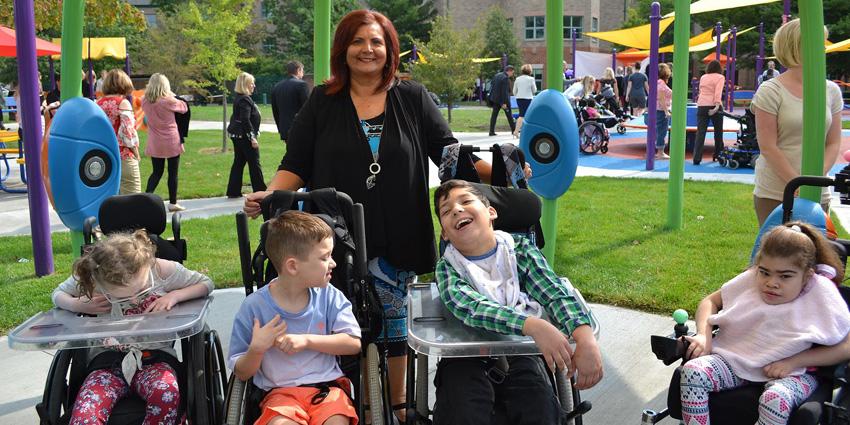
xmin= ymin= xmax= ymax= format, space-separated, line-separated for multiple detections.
xmin=226 ymin=188 xmax=391 ymax=425
xmin=8 ymin=192 xmax=227 ymax=425
xmin=641 ymin=174 xmax=850 ymax=425
xmin=403 ymin=182 xmax=600 ymax=425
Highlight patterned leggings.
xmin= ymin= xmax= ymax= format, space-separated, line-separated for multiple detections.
xmin=680 ymin=354 xmax=818 ymax=425
xmin=69 ymin=362 xmax=180 ymax=425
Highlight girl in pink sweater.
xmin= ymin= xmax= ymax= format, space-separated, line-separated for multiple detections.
xmin=680 ymin=222 xmax=850 ymax=425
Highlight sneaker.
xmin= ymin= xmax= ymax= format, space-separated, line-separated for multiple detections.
xmin=168 ymin=203 xmax=186 ymax=212
xmin=489 ymin=132 xmax=497 ymax=136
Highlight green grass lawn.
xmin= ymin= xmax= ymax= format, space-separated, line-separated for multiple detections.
xmin=136 ymin=129 xmax=285 ymax=200
xmin=843 ymin=120 xmax=849 ymax=130
xmin=5 ymin=176 xmax=844 ymax=334
xmin=189 ymin=103 xmax=513 ymax=133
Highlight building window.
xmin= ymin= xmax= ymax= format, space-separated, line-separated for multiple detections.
xmin=525 ymin=16 xmax=545 ymax=40
xmin=144 ymin=13 xmax=157 ymax=28
xmin=532 ymin=66 xmax=544 ymax=89
xmin=563 ymin=16 xmax=583 ymax=40
xmin=592 ymin=17 xmax=599 ymax=32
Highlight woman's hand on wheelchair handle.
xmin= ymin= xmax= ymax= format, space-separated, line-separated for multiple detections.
xmin=684 ymin=333 xmax=711 ymax=360
xmin=243 ymin=191 xmax=272 ymax=218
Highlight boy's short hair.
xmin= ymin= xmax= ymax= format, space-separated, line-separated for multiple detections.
xmin=433 ymin=179 xmax=490 ymax=216
xmin=266 ymin=211 xmax=333 ymax=271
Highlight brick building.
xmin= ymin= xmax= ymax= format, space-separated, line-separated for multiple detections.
xmin=433 ymin=0 xmax=633 ymax=87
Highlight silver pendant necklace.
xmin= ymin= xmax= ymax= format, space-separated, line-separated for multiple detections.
xmin=362 ymin=118 xmax=384 ymax=190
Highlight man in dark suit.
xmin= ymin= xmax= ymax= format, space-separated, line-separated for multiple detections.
xmin=488 ymin=65 xmax=515 ymax=136
xmin=271 ymin=60 xmax=310 ymax=143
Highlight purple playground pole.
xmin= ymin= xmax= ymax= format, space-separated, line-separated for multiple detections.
xmin=612 ymin=49 xmax=617 ymax=70
xmin=410 ymin=45 xmax=417 ymax=63
xmin=125 ymin=54 xmax=131 ymax=75
xmin=501 ymin=52 xmax=507 ymax=69
xmin=13 ymin=0 xmax=54 ymax=276
xmin=755 ymin=22 xmax=764 ymax=89
xmin=646 ymin=2 xmax=661 ymax=170
xmin=783 ymin=0 xmax=791 ymax=23
xmin=725 ymin=28 xmax=733 ymax=110
xmin=87 ymin=38 xmax=94 ymax=99
xmin=692 ymin=77 xmax=699 ymax=103
xmin=48 ymin=57 xmax=55 ymax=90
xmin=728 ymin=27 xmax=738 ymax=108
xmin=572 ymin=29 xmax=577 ymax=74
xmin=715 ymin=22 xmax=722 ymax=61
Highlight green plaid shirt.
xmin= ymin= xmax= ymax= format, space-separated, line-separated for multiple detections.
xmin=435 ymin=234 xmax=591 ymax=336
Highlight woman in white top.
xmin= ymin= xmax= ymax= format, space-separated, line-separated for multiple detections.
xmin=512 ymin=64 xmax=537 ymax=137
xmin=750 ymin=19 xmax=844 ymax=226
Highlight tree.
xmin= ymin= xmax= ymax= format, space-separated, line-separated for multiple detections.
xmin=0 ymin=0 xmax=145 ymax=33
xmin=411 ymin=15 xmax=482 ymax=122
xmin=181 ymin=0 xmax=254 ymax=150
xmin=133 ymin=10 xmax=203 ymax=94
xmin=367 ymin=0 xmax=437 ymax=52
xmin=262 ymin=0 xmax=359 ymax=75
xmin=480 ymin=6 xmax=521 ymax=79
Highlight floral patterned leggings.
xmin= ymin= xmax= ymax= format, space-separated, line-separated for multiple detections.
xmin=69 ymin=362 xmax=180 ymax=425
xmin=680 ymin=354 xmax=818 ymax=425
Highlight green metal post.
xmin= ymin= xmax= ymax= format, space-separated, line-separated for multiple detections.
xmin=798 ymin=2 xmax=826 ymax=202
xmin=314 ymin=0 xmax=331 ymax=84
xmin=540 ymin=0 xmax=564 ymax=263
xmin=61 ymin=0 xmax=85 ymax=256
xmin=666 ymin=0 xmax=689 ymax=230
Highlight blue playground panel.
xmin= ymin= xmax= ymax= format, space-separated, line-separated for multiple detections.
xmin=734 ymin=90 xmax=755 ymax=101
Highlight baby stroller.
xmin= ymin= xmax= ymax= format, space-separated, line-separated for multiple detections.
xmin=640 ymin=176 xmax=850 ymax=425
xmin=8 ymin=193 xmax=228 ymax=425
xmin=716 ymin=109 xmax=759 ymax=169
xmin=576 ymin=96 xmax=617 ymax=154
xmin=227 ymin=188 xmax=392 ymax=425
xmin=596 ymin=85 xmax=631 ymax=135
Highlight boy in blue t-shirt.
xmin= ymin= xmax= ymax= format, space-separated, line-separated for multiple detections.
xmin=229 ymin=210 xmax=362 ymax=425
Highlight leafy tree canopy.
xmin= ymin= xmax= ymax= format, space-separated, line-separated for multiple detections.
xmin=0 ymin=0 xmax=145 ymax=34
xmin=367 ymin=0 xmax=437 ymax=52
xmin=480 ymin=6 xmax=521 ymax=79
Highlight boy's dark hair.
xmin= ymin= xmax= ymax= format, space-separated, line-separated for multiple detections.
xmin=586 ymin=98 xmax=596 ymax=107
xmin=433 ymin=179 xmax=490 ymax=216
xmin=266 ymin=210 xmax=333 ymax=272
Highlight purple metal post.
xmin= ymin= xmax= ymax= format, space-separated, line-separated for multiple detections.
xmin=87 ymin=37 xmax=94 ymax=99
xmin=727 ymin=27 xmax=738 ymax=112
xmin=125 ymin=54 xmax=131 ymax=75
xmin=48 ymin=57 xmax=55 ymax=90
xmin=501 ymin=53 xmax=507 ymax=69
xmin=715 ymin=22 xmax=722 ymax=61
xmin=410 ymin=45 xmax=417 ymax=63
xmin=646 ymin=2 xmax=661 ymax=170
xmin=692 ymin=77 xmax=699 ymax=102
xmin=13 ymin=0 xmax=54 ymax=276
xmin=725 ymin=27 xmax=733 ymax=110
xmin=612 ymin=49 xmax=617 ymax=70
xmin=783 ymin=0 xmax=791 ymax=23
xmin=755 ymin=22 xmax=764 ymax=89
xmin=572 ymin=29 xmax=577 ymax=73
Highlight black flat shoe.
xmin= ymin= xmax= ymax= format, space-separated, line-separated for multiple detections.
xmin=489 ymin=133 xmax=497 ymax=136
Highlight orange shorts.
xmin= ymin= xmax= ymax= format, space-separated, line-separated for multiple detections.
xmin=255 ymin=378 xmax=358 ymax=425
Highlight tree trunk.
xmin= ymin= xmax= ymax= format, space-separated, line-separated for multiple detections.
xmin=221 ymin=94 xmax=227 ymax=153
xmin=447 ymin=100 xmax=453 ymax=123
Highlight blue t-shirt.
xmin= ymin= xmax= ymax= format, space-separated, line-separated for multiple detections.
xmin=228 ymin=282 xmax=361 ymax=390
xmin=628 ymin=72 xmax=648 ymax=99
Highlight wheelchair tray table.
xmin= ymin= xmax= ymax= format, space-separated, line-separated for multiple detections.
xmin=407 ymin=282 xmax=599 ymax=357
xmin=7 ymin=297 xmax=211 ymax=351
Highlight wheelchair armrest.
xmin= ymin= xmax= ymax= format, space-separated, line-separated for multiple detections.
xmin=83 ymin=216 xmax=97 ymax=246
xmin=651 ymin=335 xmax=689 ymax=366
xmin=172 ymin=211 xmax=182 ymax=240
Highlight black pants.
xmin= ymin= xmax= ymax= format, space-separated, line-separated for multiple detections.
xmin=432 ymin=356 xmax=560 ymax=425
xmin=489 ymin=104 xmax=516 ymax=135
xmin=226 ymin=137 xmax=266 ymax=197
xmin=146 ymin=156 xmax=180 ymax=204
xmin=694 ymin=106 xmax=724 ymax=164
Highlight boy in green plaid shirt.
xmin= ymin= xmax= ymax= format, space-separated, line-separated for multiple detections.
xmin=431 ymin=180 xmax=602 ymax=425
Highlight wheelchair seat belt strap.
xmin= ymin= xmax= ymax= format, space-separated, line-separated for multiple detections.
xmin=484 ymin=356 xmax=510 ymax=384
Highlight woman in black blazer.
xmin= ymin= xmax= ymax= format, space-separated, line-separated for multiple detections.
xmin=226 ymin=72 xmax=266 ymax=198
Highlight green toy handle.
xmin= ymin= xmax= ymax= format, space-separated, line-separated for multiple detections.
xmin=672 ymin=309 xmax=689 ymax=325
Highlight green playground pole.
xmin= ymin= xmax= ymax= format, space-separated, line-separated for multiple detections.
xmin=314 ymin=0 xmax=331 ymax=84
xmin=666 ymin=0 xmax=689 ymax=230
xmin=798 ymin=1 xmax=826 ymax=203
xmin=61 ymin=0 xmax=85 ymax=256
xmin=540 ymin=0 xmax=564 ymax=263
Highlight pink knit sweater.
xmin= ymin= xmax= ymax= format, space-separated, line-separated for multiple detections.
xmin=696 ymin=73 xmax=725 ymax=107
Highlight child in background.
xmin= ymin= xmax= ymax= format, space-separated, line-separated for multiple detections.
xmin=52 ymin=230 xmax=214 ymax=425
xmin=229 ymin=210 xmax=361 ymax=425
xmin=584 ymin=98 xmax=601 ymax=119
xmin=681 ymin=222 xmax=850 ymax=425
xmin=431 ymin=180 xmax=603 ymax=425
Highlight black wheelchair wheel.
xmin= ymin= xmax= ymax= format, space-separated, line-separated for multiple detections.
xmin=718 ymin=157 xmax=727 ymax=167
xmin=579 ymin=122 xmax=604 ymax=154
xmin=728 ymin=159 xmax=740 ymax=169
xmin=185 ymin=329 xmax=210 ymax=425
xmin=600 ymin=145 xmax=609 ymax=154
xmin=616 ymin=124 xmax=627 ymax=135
xmin=206 ymin=329 xmax=228 ymax=424
xmin=366 ymin=343 xmax=385 ymax=425
xmin=223 ymin=377 xmax=248 ymax=425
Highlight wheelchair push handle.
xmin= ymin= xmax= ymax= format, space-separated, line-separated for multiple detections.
xmin=781 ymin=176 xmax=835 ymax=223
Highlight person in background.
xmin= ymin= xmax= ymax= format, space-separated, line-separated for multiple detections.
xmin=488 ymin=65 xmax=516 ymax=137
xmin=758 ymin=60 xmax=781 ymax=85
xmin=626 ymin=62 xmax=649 ymax=119
xmin=226 ymin=72 xmax=266 ymax=198
xmin=142 ymin=73 xmax=189 ymax=212
xmin=271 ymin=60 xmax=310 ymax=143
xmin=693 ymin=60 xmax=725 ymax=165
xmin=512 ymin=64 xmax=537 ymax=138
xmin=654 ymin=63 xmax=673 ymax=160
xmin=96 ymin=69 xmax=141 ymax=195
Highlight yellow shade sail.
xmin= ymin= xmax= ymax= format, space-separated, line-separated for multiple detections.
xmin=51 ymin=37 xmax=126 ymax=60
xmin=632 ymin=26 xmax=755 ymax=56
xmin=585 ymin=17 xmax=675 ymax=49
xmin=826 ymin=38 xmax=850 ymax=54
xmin=664 ymin=0 xmax=780 ymax=17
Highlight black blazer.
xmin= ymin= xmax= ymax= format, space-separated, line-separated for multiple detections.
xmin=280 ymin=80 xmax=456 ymax=273
xmin=174 ymin=97 xmax=191 ymax=143
xmin=271 ymin=77 xmax=310 ymax=141
xmin=228 ymin=94 xmax=260 ymax=139
xmin=489 ymin=71 xmax=511 ymax=106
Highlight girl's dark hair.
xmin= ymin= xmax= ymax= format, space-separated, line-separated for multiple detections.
xmin=73 ymin=229 xmax=156 ymax=298
xmin=705 ymin=60 xmax=723 ymax=75
xmin=325 ymin=9 xmax=400 ymax=96
xmin=755 ymin=221 xmax=844 ymax=284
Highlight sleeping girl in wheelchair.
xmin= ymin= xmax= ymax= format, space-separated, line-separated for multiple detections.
xmin=429 ymin=179 xmax=603 ymax=425
xmin=679 ymin=222 xmax=850 ymax=425
xmin=51 ymin=229 xmax=214 ymax=425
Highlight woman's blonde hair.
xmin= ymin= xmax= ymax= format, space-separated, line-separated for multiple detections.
xmin=102 ymin=69 xmax=134 ymax=96
xmin=603 ymin=67 xmax=615 ymax=80
xmin=520 ymin=64 xmax=533 ymax=76
xmin=73 ymin=230 xmax=156 ymax=298
xmin=773 ymin=18 xmax=828 ymax=69
xmin=234 ymin=72 xmax=255 ymax=95
xmin=581 ymin=75 xmax=595 ymax=96
xmin=658 ymin=63 xmax=671 ymax=81
xmin=144 ymin=73 xmax=173 ymax=103
xmin=754 ymin=221 xmax=844 ymax=285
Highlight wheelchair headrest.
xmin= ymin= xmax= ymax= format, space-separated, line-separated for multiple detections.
xmin=471 ymin=183 xmax=542 ymax=233
xmin=98 ymin=193 xmax=167 ymax=235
